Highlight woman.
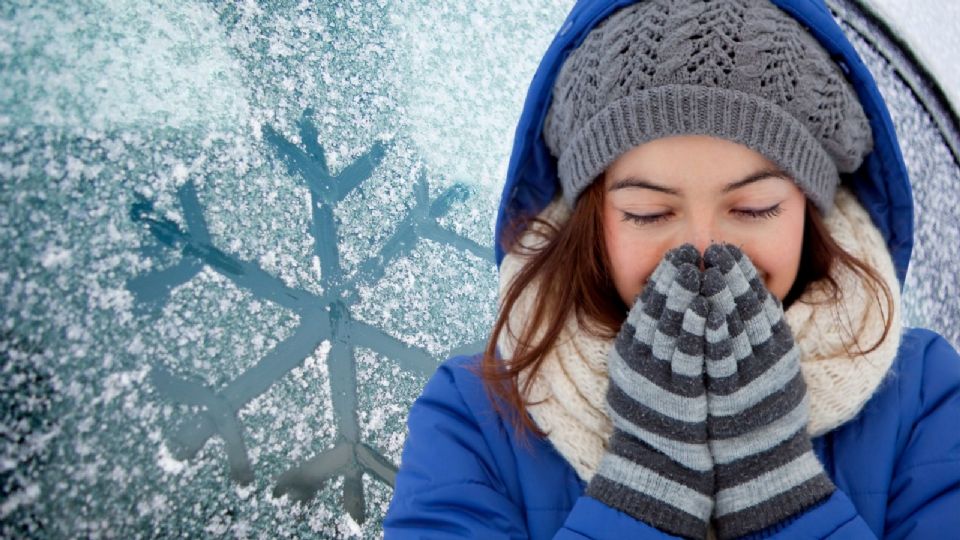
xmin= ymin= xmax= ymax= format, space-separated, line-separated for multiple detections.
xmin=384 ymin=0 xmax=960 ymax=538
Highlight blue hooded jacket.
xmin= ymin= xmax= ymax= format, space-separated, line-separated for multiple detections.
xmin=385 ymin=0 xmax=960 ymax=537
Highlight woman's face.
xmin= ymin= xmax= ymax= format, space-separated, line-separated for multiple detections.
xmin=602 ymin=135 xmax=807 ymax=308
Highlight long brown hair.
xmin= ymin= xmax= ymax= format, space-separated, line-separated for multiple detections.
xmin=476 ymin=179 xmax=895 ymax=443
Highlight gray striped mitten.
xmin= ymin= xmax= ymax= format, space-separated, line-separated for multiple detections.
xmin=587 ymin=244 xmax=713 ymax=539
xmin=701 ymin=243 xmax=835 ymax=539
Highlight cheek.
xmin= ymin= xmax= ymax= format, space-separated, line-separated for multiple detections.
xmin=746 ymin=216 xmax=805 ymax=301
xmin=603 ymin=215 xmax=662 ymax=307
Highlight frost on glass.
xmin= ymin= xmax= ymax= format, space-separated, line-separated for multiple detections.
xmin=2 ymin=0 xmax=958 ymax=538
xmin=829 ymin=0 xmax=960 ymax=348
xmin=1 ymin=0 xmax=572 ymax=537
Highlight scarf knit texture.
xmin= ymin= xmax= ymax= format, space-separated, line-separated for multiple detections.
xmin=498 ymin=187 xmax=902 ymax=482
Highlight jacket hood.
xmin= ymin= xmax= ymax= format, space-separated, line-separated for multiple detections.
xmin=494 ymin=0 xmax=914 ymax=287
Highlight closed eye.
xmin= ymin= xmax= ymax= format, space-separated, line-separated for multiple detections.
xmin=621 ymin=211 xmax=671 ymax=226
xmin=733 ymin=204 xmax=784 ymax=220
xmin=621 ymin=204 xmax=784 ymax=226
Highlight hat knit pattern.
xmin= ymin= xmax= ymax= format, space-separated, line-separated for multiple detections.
xmin=543 ymin=0 xmax=873 ymax=213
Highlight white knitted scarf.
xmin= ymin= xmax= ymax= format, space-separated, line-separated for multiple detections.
xmin=498 ymin=188 xmax=902 ymax=482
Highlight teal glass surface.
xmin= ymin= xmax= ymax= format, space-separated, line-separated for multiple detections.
xmin=1 ymin=1 xmax=571 ymax=536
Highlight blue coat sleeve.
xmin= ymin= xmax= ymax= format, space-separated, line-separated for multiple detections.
xmin=383 ymin=357 xmax=678 ymax=539
xmin=884 ymin=332 xmax=960 ymax=538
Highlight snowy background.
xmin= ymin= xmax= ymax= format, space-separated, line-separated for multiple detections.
xmin=1 ymin=0 xmax=957 ymax=538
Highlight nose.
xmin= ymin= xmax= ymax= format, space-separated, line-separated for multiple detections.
xmin=686 ymin=214 xmax=719 ymax=265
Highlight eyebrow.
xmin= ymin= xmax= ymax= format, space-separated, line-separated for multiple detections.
xmin=607 ymin=167 xmax=791 ymax=195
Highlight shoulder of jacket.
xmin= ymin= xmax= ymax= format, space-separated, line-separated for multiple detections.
xmin=895 ymin=328 xmax=960 ymax=378
xmin=417 ymin=353 xmax=501 ymax=426
xmin=847 ymin=328 xmax=958 ymax=427
xmin=878 ymin=327 xmax=960 ymax=480
xmin=886 ymin=327 xmax=960 ymax=424
xmin=432 ymin=353 xmax=485 ymax=393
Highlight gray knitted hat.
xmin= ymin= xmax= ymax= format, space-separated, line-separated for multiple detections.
xmin=543 ymin=0 xmax=873 ymax=214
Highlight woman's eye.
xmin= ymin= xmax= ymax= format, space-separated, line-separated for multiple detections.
xmin=621 ymin=212 xmax=671 ymax=225
xmin=621 ymin=204 xmax=783 ymax=226
xmin=733 ymin=204 xmax=784 ymax=220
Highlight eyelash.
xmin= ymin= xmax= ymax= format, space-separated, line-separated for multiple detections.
xmin=622 ymin=204 xmax=784 ymax=225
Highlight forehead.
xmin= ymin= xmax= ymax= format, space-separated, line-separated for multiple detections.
xmin=603 ymin=135 xmax=791 ymax=193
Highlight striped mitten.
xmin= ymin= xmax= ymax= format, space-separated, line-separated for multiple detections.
xmin=701 ymin=243 xmax=835 ymax=539
xmin=587 ymin=244 xmax=713 ymax=539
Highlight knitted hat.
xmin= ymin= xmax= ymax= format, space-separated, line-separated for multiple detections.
xmin=543 ymin=0 xmax=873 ymax=214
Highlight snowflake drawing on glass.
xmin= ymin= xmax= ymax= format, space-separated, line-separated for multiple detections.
xmin=126 ymin=110 xmax=493 ymax=524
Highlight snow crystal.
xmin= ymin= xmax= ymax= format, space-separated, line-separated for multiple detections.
xmin=39 ymin=246 xmax=72 ymax=269
xmin=0 ymin=483 xmax=41 ymax=519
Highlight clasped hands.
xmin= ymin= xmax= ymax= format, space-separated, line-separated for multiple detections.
xmin=587 ymin=243 xmax=834 ymax=540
